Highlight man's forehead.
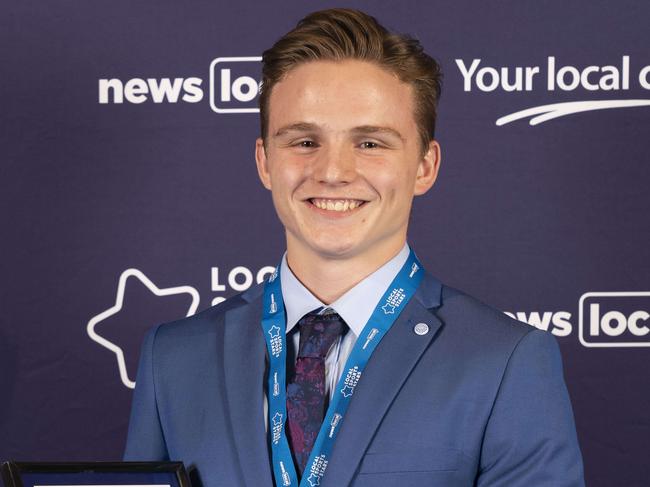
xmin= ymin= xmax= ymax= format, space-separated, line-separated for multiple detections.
xmin=267 ymin=60 xmax=416 ymax=138
xmin=277 ymin=60 xmax=406 ymax=93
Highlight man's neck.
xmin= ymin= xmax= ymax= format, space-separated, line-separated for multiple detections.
xmin=285 ymin=238 xmax=406 ymax=304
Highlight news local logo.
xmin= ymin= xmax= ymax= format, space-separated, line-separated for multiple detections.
xmin=98 ymin=56 xmax=262 ymax=112
xmin=578 ymin=292 xmax=650 ymax=348
xmin=505 ymin=290 xmax=650 ymax=348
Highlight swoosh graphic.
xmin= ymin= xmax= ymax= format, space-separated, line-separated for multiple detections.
xmin=496 ymin=99 xmax=650 ymax=126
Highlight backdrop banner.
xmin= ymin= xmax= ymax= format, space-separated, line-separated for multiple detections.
xmin=1 ymin=2 xmax=649 ymax=486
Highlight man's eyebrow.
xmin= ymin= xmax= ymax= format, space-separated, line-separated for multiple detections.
xmin=273 ymin=122 xmax=320 ymax=137
xmin=274 ymin=123 xmax=405 ymax=142
xmin=351 ymin=125 xmax=406 ymax=142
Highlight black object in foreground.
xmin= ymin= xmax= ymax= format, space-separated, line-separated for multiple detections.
xmin=1 ymin=462 xmax=190 ymax=487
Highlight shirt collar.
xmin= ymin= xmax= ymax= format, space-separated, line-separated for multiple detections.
xmin=280 ymin=243 xmax=410 ymax=337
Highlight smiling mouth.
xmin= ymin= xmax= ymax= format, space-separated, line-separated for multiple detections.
xmin=307 ymin=198 xmax=368 ymax=212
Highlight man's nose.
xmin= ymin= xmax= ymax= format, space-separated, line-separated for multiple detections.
xmin=310 ymin=144 xmax=357 ymax=184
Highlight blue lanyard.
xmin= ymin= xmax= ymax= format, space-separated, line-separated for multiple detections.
xmin=261 ymin=249 xmax=424 ymax=487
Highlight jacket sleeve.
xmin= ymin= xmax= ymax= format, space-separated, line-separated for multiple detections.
xmin=123 ymin=324 xmax=169 ymax=461
xmin=476 ymin=329 xmax=585 ymax=486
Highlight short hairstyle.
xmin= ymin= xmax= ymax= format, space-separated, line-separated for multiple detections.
xmin=259 ymin=8 xmax=443 ymax=155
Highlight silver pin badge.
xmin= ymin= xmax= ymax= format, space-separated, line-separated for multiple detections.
xmin=414 ymin=322 xmax=429 ymax=336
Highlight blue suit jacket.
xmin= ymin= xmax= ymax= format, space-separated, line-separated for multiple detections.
xmin=124 ymin=271 xmax=585 ymax=486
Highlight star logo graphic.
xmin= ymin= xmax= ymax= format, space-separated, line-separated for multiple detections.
xmin=381 ymin=302 xmax=396 ymax=314
xmin=341 ymin=385 xmax=355 ymax=397
xmin=268 ymin=325 xmax=281 ymax=338
xmin=86 ymin=268 xmax=200 ymax=389
xmin=307 ymin=473 xmax=321 ymax=487
xmin=272 ymin=412 xmax=283 ymax=426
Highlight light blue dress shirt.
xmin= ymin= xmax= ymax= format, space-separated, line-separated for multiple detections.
xmin=281 ymin=242 xmax=410 ymax=397
xmin=263 ymin=243 xmax=410 ymax=429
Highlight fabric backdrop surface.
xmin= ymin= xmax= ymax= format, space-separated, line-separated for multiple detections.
xmin=1 ymin=2 xmax=649 ymax=486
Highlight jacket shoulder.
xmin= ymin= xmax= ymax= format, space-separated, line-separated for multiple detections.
xmin=151 ymin=282 xmax=262 ymax=348
xmin=437 ymin=283 xmax=538 ymax=350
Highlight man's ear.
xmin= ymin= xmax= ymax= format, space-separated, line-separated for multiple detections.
xmin=255 ymin=137 xmax=272 ymax=190
xmin=414 ymin=139 xmax=441 ymax=196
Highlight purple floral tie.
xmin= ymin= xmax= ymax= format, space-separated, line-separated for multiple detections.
xmin=286 ymin=309 xmax=347 ymax=475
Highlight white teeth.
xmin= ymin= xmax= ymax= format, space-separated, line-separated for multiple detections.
xmin=311 ymin=198 xmax=364 ymax=212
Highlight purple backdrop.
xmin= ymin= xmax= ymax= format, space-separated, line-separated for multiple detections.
xmin=1 ymin=1 xmax=649 ymax=486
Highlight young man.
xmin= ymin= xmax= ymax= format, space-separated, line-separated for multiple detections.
xmin=125 ymin=8 xmax=585 ymax=487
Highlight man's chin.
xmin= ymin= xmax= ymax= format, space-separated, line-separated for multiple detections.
xmin=306 ymin=239 xmax=366 ymax=260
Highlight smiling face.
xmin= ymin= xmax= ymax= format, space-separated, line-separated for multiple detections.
xmin=255 ymin=59 xmax=440 ymax=267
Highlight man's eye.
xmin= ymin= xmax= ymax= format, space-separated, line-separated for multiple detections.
xmin=360 ymin=141 xmax=380 ymax=149
xmin=295 ymin=140 xmax=317 ymax=148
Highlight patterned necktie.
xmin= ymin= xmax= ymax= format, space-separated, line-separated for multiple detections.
xmin=286 ymin=308 xmax=347 ymax=475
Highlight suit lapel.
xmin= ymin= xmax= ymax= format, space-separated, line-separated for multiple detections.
xmin=321 ymin=272 xmax=444 ymax=487
xmin=223 ymin=291 xmax=274 ymax=487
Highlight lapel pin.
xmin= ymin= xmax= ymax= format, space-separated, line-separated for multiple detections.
xmin=414 ymin=322 xmax=429 ymax=336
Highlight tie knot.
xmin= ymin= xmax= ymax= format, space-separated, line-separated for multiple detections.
xmin=297 ymin=309 xmax=347 ymax=359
